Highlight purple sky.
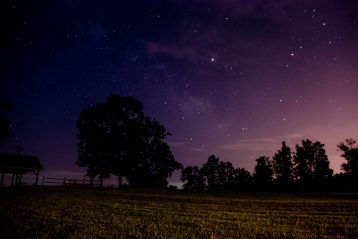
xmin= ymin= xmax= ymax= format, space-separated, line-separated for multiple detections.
xmin=1 ymin=1 xmax=358 ymax=184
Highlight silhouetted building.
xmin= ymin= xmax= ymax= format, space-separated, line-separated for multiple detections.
xmin=0 ymin=153 xmax=44 ymax=186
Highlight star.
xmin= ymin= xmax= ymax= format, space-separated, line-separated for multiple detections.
xmin=2 ymin=0 xmax=357 ymax=184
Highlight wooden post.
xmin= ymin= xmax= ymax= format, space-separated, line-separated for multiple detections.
xmin=11 ymin=174 xmax=15 ymax=186
xmin=90 ymin=176 xmax=93 ymax=187
xmin=0 ymin=173 xmax=4 ymax=187
xmin=99 ymin=176 xmax=103 ymax=188
xmin=82 ymin=177 xmax=85 ymax=185
xmin=118 ymin=176 xmax=122 ymax=188
xmin=35 ymin=171 xmax=39 ymax=186
xmin=19 ymin=174 xmax=23 ymax=184
xmin=63 ymin=177 xmax=66 ymax=186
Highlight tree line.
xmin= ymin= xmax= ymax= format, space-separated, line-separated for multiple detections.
xmin=181 ymin=139 xmax=358 ymax=192
xmin=74 ymin=94 xmax=358 ymax=191
xmin=1 ymin=94 xmax=357 ymax=192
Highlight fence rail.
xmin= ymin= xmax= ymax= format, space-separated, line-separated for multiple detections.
xmin=41 ymin=176 xmax=101 ymax=187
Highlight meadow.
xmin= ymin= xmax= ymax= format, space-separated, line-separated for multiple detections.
xmin=0 ymin=188 xmax=358 ymax=239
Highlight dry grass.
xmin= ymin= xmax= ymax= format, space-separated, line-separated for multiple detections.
xmin=0 ymin=188 xmax=357 ymax=238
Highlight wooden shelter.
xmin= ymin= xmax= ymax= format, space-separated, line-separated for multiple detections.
xmin=0 ymin=153 xmax=44 ymax=186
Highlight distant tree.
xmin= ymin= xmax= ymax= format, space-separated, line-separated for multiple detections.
xmin=337 ymin=139 xmax=358 ymax=191
xmin=253 ymin=156 xmax=273 ymax=190
xmin=76 ymin=94 xmax=181 ymax=188
xmin=0 ymin=97 xmax=11 ymax=145
xmin=200 ymin=155 xmax=221 ymax=190
xmin=272 ymin=141 xmax=294 ymax=189
xmin=217 ymin=161 xmax=236 ymax=190
xmin=338 ymin=139 xmax=358 ymax=176
xmin=181 ymin=166 xmax=204 ymax=190
xmin=294 ymin=140 xmax=333 ymax=191
xmin=184 ymin=156 xmax=252 ymax=191
xmin=234 ymin=167 xmax=253 ymax=191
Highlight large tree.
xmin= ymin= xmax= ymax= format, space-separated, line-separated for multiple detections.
xmin=76 ymin=94 xmax=181 ymax=188
xmin=294 ymin=139 xmax=333 ymax=190
xmin=272 ymin=141 xmax=294 ymax=189
xmin=125 ymin=117 xmax=182 ymax=187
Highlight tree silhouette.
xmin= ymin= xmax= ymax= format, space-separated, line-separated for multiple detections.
xmin=76 ymin=104 xmax=116 ymax=186
xmin=337 ymin=139 xmax=358 ymax=191
xmin=294 ymin=140 xmax=332 ymax=191
xmin=76 ymin=94 xmax=181 ymax=188
xmin=0 ymin=97 xmax=11 ymax=145
xmin=183 ymin=156 xmax=252 ymax=191
xmin=125 ymin=117 xmax=182 ymax=187
xmin=272 ymin=141 xmax=293 ymax=190
xmin=253 ymin=156 xmax=273 ymax=190
xmin=338 ymin=139 xmax=358 ymax=176
xmin=217 ymin=161 xmax=236 ymax=190
xmin=234 ymin=167 xmax=253 ymax=191
xmin=181 ymin=166 xmax=204 ymax=190
xmin=200 ymin=155 xmax=221 ymax=190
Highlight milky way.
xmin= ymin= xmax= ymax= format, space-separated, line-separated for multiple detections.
xmin=1 ymin=1 xmax=358 ymax=182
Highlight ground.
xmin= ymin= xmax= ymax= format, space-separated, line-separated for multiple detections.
xmin=0 ymin=188 xmax=358 ymax=238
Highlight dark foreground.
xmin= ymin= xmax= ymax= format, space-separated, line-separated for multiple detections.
xmin=0 ymin=188 xmax=358 ymax=238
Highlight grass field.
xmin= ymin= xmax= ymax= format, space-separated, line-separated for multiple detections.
xmin=0 ymin=188 xmax=358 ymax=238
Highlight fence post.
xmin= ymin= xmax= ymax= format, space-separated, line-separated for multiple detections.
xmin=63 ymin=177 xmax=66 ymax=186
xmin=0 ymin=173 xmax=4 ymax=187
xmin=42 ymin=176 xmax=45 ymax=186
xmin=11 ymin=174 xmax=14 ymax=186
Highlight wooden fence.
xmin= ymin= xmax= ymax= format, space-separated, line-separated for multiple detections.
xmin=41 ymin=176 xmax=101 ymax=187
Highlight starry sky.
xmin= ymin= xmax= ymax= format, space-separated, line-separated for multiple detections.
xmin=1 ymin=0 xmax=358 ymax=182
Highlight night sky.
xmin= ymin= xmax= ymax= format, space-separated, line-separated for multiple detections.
xmin=1 ymin=1 xmax=358 ymax=183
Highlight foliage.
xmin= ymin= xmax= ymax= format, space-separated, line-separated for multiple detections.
xmin=200 ymin=155 xmax=221 ymax=190
xmin=182 ymin=155 xmax=252 ymax=191
xmin=181 ymin=166 xmax=205 ymax=190
xmin=76 ymin=94 xmax=181 ymax=188
xmin=272 ymin=141 xmax=294 ymax=188
xmin=337 ymin=139 xmax=358 ymax=191
xmin=182 ymin=138 xmax=358 ymax=192
xmin=125 ymin=119 xmax=182 ymax=187
xmin=338 ymin=139 xmax=358 ymax=176
xmin=234 ymin=167 xmax=253 ymax=191
xmin=294 ymin=140 xmax=333 ymax=190
xmin=217 ymin=161 xmax=236 ymax=190
xmin=253 ymin=156 xmax=273 ymax=190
